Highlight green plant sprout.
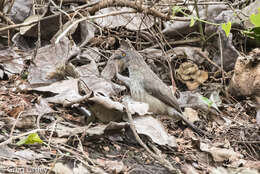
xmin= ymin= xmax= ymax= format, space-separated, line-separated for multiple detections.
xmin=16 ymin=133 xmax=43 ymax=146
xmin=172 ymin=6 xmax=260 ymax=38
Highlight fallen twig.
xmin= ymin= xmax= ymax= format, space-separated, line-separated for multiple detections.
xmin=88 ymin=0 xmax=190 ymax=21
xmin=0 ymin=0 xmax=190 ymax=33
xmin=126 ymin=109 xmax=180 ymax=174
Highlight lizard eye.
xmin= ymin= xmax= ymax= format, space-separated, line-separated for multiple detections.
xmin=122 ymin=53 xmax=126 ymax=57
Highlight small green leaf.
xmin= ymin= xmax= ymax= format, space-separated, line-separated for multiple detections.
xmin=243 ymin=27 xmax=260 ymax=41
xmin=16 ymin=133 xmax=43 ymax=146
xmin=200 ymin=96 xmax=213 ymax=107
xmin=190 ymin=17 xmax=196 ymax=27
xmin=250 ymin=8 xmax=260 ymax=27
xmin=221 ymin=22 xmax=232 ymax=37
xmin=172 ymin=6 xmax=182 ymax=16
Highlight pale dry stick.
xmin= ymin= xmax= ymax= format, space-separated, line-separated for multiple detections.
xmin=73 ymin=0 xmax=100 ymax=10
xmin=0 ymin=11 xmax=15 ymax=25
xmin=36 ymin=112 xmax=61 ymax=152
xmin=49 ymin=0 xmax=72 ymax=20
xmin=194 ymin=0 xmax=205 ymax=47
xmin=75 ymin=135 xmax=95 ymax=166
xmin=126 ymin=109 xmax=180 ymax=174
xmin=54 ymin=10 xmax=136 ymax=44
xmin=232 ymin=0 xmax=249 ymax=7
xmin=166 ymin=54 xmax=177 ymax=94
xmin=154 ymin=35 xmax=178 ymax=94
xmin=59 ymin=13 xmax=63 ymax=36
xmin=198 ymin=47 xmax=227 ymax=76
xmin=6 ymin=0 xmax=15 ymax=14
xmin=232 ymin=140 xmax=260 ymax=144
xmin=10 ymin=111 xmax=25 ymax=138
xmin=157 ymin=29 xmax=178 ymax=93
xmin=233 ymin=103 xmax=247 ymax=123
xmin=70 ymin=4 xmax=85 ymax=19
xmin=37 ymin=15 xmax=41 ymax=48
xmin=0 ymin=129 xmax=45 ymax=146
xmin=7 ymin=29 xmax=10 ymax=46
xmin=47 ymin=119 xmax=58 ymax=149
xmin=0 ymin=8 xmax=190 ymax=34
xmin=50 ymin=143 xmax=108 ymax=173
xmin=88 ymin=0 xmax=190 ymax=21
xmin=150 ymin=38 xmax=202 ymax=49
xmin=243 ymin=143 xmax=258 ymax=160
xmin=46 ymin=151 xmax=59 ymax=174
xmin=121 ymin=149 xmax=130 ymax=162
xmin=59 ymin=0 xmax=63 ymax=7
xmin=0 ymin=0 xmax=192 ymax=33
xmin=146 ymin=23 xmax=178 ymax=93
xmin=218 ymin=31 xmax=225 ymax=86
xmin=54 ymin=0 xmax=91 ymax=3
xmin=135 ymin=12 xmax=147 ymax=50
xmin=75 ymin=157 xmax=108 ymax=174
xmin=245 ymin=139 xmax=259 ymax=158
xmin=36 ymin=111 xmax=59 ymax=130
xmin=175 ymin=31 xmax=226 ymax=75
xmin=0 ymin=10 xmax=130 ymax=33
xmin=157 ymin=1 xmax=229 ymax=6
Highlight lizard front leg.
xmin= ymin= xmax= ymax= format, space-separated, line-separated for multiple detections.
xmin=116 ymin=73 xmax=131 ymax=88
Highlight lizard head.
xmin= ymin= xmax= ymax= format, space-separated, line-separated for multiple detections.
xmin=112 ymin=49 xmax=131 ymax=72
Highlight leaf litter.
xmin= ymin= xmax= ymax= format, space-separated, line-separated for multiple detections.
xmin=0 ymin=0 xmax=260 ymax=174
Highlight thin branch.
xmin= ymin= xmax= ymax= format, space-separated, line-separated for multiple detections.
xmin=88 ymin=0 xmax=190 ymax=21
xmin=194 ymin=0 xmax=205 ymax=47
xmin=0 ymin=10 xmax=135 ymax=33
xmin=10 ymin=111 xmax=25 ymax=138
xmin=126 ymin=109 xmax=180 ymax=174
xmin=0 ymin=11 xmax=15 ymax=25
xmin=0 ymin=0 xmax=190 ymax=34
